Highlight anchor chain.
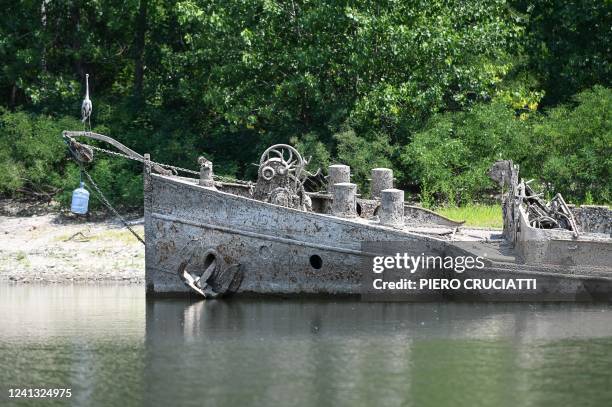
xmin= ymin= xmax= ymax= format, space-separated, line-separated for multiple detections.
xmin=64 ymin=133 xmax=255 ymax=246
xmin=70 ymin=138 xmax=253 ymax=185
xmin=65 ymin=138 xmax=145 ymax=244
xmin=80 ymin=166 xmax=146 ymax=245
xmin=86 ymin=144 xmax=198 ymax=175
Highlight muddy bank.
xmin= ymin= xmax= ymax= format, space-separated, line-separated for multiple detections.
xmin=0 ymin=211 xmax=144 ymax=284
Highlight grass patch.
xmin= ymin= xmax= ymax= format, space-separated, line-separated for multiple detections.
xmin=53 ymin=227 xmax=143 ymax=244
xmin=89 ymin=227 xmax=144 ymax=243
xmin=15 ymin=251 xmax=31 ymax=267
xmin=435 ymin=204 xmax=503 ymax=229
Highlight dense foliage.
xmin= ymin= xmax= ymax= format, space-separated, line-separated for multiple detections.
xmin=0 ymin=0 xmax=609 ymax=209
xmin=0 ymin=109 xmax=143 ymax=208
xmin=405 ymin=86 xmax=611 ymax=205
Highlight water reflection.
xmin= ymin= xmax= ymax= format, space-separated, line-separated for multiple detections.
xmin=0 ymin=284 xmax=145 ymax=407
xmin=2 ymin=284 xmax=612 ymax=407
xmin=145 ymin=299 xmax=612 ymax=407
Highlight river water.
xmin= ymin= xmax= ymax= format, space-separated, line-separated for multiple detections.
xmin=1 ymin=284 xmax=612 ymax=407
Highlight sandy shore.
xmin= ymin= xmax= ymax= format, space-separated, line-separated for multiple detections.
xmin=0 ymin=212 xmax=144 ymax=283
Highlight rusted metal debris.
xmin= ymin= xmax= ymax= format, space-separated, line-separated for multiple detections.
xmin=489 ymin=160 xmax=579 ymax=237
xmin=522 ymin=186 xmax=579 ymax=236
xmin=253 ymin=144 xmax=313 ymax=211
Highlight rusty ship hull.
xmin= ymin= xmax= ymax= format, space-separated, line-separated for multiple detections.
xmin=144 ymin=173 xmax=448 ymax=296
xmin=60 ymin=133 xmax=612 ymax=300
xmin=144 ymin=171 xmax=612 ymax=300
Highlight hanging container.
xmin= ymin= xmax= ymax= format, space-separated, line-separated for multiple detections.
xmin=71 ymin=181 xmax=90 ymax=214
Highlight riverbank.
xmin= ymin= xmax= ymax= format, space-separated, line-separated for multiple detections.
xmin=0 ymin=209 xmax=144 ymax=284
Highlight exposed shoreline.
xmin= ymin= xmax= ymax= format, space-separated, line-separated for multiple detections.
xmin=1 ymin=207 xmax=144 ymax=284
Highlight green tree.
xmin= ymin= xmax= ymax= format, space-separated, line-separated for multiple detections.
xmin=533 ymin=86 xmax=611 ymax=203
xmin=402 ymin=100 xmax=531 ymax=205
xmin=515 ymin=0 xmax=611 ymax=106
xmin=0 ymin=0 xmax=609 ymax=209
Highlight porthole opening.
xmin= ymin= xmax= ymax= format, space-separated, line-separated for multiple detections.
xmin=309 ymin=255 xmax=323 ymax=270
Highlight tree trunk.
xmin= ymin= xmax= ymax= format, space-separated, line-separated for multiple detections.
xmin=71 ymin=3 xmax=84 ymax=79
xmin=41 ymin=0 xmax=49 ymax=72
xmin=133 ymin=0 xmax=148 ymax=101
xmin=10 ymin=83 xmax=17 ymax=109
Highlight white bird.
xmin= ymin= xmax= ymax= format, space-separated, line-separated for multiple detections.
xmin=81 ymin=73 xmax=92 ymax=124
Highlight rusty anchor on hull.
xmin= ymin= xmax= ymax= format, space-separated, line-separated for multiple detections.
xmin=178 ymin=247 xmax=244 ymax=298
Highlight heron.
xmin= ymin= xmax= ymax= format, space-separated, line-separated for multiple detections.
xmin=81 ymin=73 xmax=92 ymax=124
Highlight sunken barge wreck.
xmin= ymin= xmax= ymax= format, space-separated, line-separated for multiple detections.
xmin=64 ymin=132 xmax=612 ymax=300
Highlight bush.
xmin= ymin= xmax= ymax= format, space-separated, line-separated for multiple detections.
xmin=401 ymin=101 xmax=531 ymax=205
xmin=0 ymin=109 xmax=143 ymax=210
xmin=400 ymin=86 xmax=611 ymax=206
xmin=0 ymin=109 xmax=77 ymax=197
xmin=520 ymin=0 xmax=611 ymax=106
xmin=533 ymin=86 xmax=611 ymax=203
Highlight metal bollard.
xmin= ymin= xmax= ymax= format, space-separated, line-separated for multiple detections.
xmin=199 ymin=156 xmax=215 ymax=188
xmin=332 ymin=182 xmax=357 ymax=218
xmin=371 ymin=168 xmax=394 ymax=199
xmin=379 ymin=188 xmax=404 ymax=227
xmin=328 ymin=164 xmax=351 ymax=194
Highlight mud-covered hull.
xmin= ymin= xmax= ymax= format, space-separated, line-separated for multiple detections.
xmin=144 ymin=174 xmax=612 ymax=300
xmin=144 ymin=174 xmax=449 ymax=296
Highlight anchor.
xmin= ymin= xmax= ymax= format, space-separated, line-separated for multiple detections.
xmin=178 ymin=247 xmax=243 ymax=298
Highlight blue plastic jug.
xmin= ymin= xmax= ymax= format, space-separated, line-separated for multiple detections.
xmin=71 ymin=181 xmax=90 ymax=214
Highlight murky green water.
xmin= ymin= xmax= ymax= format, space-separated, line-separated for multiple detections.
xmin=1 ymin=284 xmax=612 ymax=406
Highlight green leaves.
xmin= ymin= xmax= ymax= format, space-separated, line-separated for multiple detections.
xmin=0 ymin=0 xmax=608 ymax=208
xmin=335 ymin=126 xmax=395 ymax=194
xmin=0 ymin=109 xmax=79 ymax=195
xmin=402 ymin=86 xmax=611 ymax=205
xmin=521 ymin=0 xmax=611 ymax=105
xmin=534 ymin=86 xmax=612 ymax=203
